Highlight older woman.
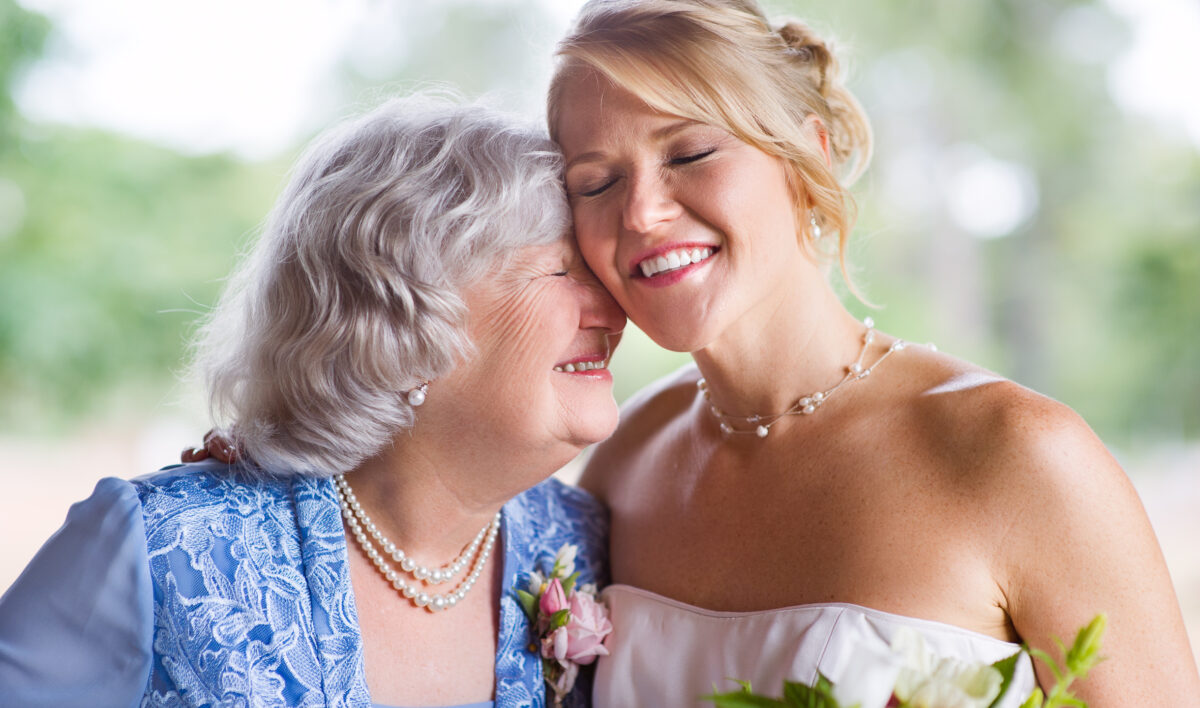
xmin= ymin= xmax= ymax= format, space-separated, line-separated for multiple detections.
xmin=547 ymin=0 xmax=1200 ymax=705
xmin=0 ymin=96 xmax=623 ymax=707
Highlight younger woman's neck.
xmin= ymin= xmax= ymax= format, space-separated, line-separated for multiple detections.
xmin=691 ymin=279 xmax=866 ymax=417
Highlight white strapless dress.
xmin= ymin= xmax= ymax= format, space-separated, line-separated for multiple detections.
xmin=593 ymin=584 xmax=1036 ymax=708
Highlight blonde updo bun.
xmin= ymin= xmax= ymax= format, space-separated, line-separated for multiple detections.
xmin=548 ymin=0 xmax=873 ymax=281
xmin=775 ymin=19 xmax=873 ymax=185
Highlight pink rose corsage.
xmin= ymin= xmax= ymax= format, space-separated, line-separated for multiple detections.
xmin=516 ymin=543 xmax=613 ymax=706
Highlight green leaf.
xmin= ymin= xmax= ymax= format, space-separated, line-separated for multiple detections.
xmin=1019 ymin=687 xmax=1045 ymax=708
xmin=1064 ymin=614 xmax=1106 ymax=678
xmin=702 ymin=691 xmax=789 ymax=708
xmin=562 ymin=570 xmax=581 ymax=597
xmin=515 ymin=589 xmax=538 ymax=622
xmin=989 ymin=650 xmax=1024 ymax=708
xmin=550 ymin=608 xmax=571 ymax=630
xmin=781 ymin=676 xmax=844 ymax=708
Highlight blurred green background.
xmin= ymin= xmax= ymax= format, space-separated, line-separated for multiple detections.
xmin=1 ymin=0 xmax=1197 ymax=657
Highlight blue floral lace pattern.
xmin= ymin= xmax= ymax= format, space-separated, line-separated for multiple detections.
xmin=133 ymin=462 xmax=608 ymax=707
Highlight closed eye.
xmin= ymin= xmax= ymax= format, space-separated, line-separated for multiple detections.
xmin=670 ymin=149 xmax=715 ymax=166
xmin=579 ymin=178 xmax=617 ymax=198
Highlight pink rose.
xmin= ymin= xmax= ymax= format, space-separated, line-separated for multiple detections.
xmin=563 ymin=591 xmax=613 ymax=665
xmin=539 ymin=577 xmax=568 ymax=616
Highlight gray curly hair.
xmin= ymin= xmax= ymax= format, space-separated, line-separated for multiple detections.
xmin=192 ymin=94 xmax=570 ymax=476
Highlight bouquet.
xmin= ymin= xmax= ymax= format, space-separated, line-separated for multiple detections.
xmin=707 ymin=614 xmax=1106 ymax=708
xmin=516 ymin=544 xmax=614 ymax=706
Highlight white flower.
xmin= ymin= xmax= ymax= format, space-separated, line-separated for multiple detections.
xmin=832 ymin=633 xmax=903 ymax=708
xmin=553 ymin=544 xmax=577 ymax=578
xmin=890 ymin=628 xmax=1003 ymax=708
xmin=528 ymin=570 xmax=547 ymax=595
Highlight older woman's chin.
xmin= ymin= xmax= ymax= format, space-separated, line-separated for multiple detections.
xmin=564 ymin=398 xmax=621 ymax=449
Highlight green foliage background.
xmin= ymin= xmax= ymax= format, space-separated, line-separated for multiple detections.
xmin=1 ymin=0 xmax=1197 ymax=451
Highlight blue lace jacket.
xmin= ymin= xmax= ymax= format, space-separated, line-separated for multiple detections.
xmin=0 ymin=461 xmax=609 ymax=707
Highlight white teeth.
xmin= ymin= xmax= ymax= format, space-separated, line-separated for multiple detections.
xmin=638 ymin=247 xmax=713 ymax=278
xmin=554 ymin=359 xmax=609 ymax=373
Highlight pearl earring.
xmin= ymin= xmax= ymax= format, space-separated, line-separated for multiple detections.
xmin=809 ymin=210 xmax=822 ymax=240
xmin=406 ymin=383 xmax=428 ymax=406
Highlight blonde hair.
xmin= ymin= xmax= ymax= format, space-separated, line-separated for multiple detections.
xmin=548 ymin=0 xmax=872 ymax=280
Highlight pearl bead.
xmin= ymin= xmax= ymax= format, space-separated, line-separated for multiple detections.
xmin=697 ymin=378 xmax=708 ymax=391
xmin=802 ymin=405 xmax=816 ymax=414
xmin=407 ymin=387 xmax=426 ymax=406
xmin=756 ymin=425 xmax=769 ymax=438
xmin=719 ymin=422 xmax=733 ymax=434
xmin=813 ymin=392 xmax=825 ymax=402
xmin=849 ymin=363 xmax=863 ymax=374
xmin=864 ymin=316 xmax=875 ymax=328
xmin=800 ymin=397 xmax=812 ymax=407
xmin=335 ymin=473 xmax=500 ymax=615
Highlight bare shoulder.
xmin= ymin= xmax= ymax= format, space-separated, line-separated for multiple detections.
xmin=896 ymin=348 xmax=1123 ymax=497
xmin=578 ymin=362 xmax=701 ymax=502
xmin=897 ymin=348 xmax=1200 ymax=698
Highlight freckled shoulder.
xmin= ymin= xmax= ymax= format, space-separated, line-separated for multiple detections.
xmin=904 ymin=354 xmax=1198 ymax=699
xmin=899 ymin=350 xmax=1115 ymax=496
xmin=578 ymin=362 xmax=702 ymax=502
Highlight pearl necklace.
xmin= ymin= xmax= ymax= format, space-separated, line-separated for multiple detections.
xmin=334 ymin=474 xmax=500 ymax=613
xmin=699 ymin=317 xmax=913 ymax=438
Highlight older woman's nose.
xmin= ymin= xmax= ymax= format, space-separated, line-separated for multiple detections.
xmin=622 ymin=171 xmax=682 ymax=234
xmin=580 ymin=273 xmax=627 ymax=332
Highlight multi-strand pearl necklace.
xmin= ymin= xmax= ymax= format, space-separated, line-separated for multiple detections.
xmin=700 ymin=317 xmax=914 ymax=438
xmin=334 ymin=474 xmax=500 ymax=613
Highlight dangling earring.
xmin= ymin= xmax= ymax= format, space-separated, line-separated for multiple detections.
xmin=809 ymin=209 xmax=822 ymax=240
xmin=406 ymin=382 xmax=429 ymax=407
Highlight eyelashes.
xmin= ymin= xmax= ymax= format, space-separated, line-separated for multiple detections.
xmin=669 ymin=148 xmax=715 ymax=166
xmin=580 ymin=180 xmax=616 ymax=198
xmin=572 ymin=147 xmax=716 ymax=198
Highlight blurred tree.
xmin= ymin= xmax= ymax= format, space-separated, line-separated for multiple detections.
xmin=1 ymin=0 xmax=1197 ymax=448
xmin=771 ymin=0 xmax=1200 ymax=446
xmin=0 ymin=0 xmax=48 ymax=142
xmin=0 ymin=0 xmax=283 ymax=430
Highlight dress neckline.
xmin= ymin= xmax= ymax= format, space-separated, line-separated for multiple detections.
xmin=602 ymin=583 xmax=1021 ymax=649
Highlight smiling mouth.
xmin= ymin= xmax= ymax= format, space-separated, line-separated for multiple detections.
xmin=553 ymin=357 xmax=609 ymax=373
xmin=635 ymin=246 xmax=716 ymax=279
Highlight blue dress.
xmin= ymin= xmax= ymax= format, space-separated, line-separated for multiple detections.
xmin=0 ymin=461 xmax=609 ymax=707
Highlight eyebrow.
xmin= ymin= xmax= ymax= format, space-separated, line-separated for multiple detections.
xmin=563 ymin=118 xmax=706 ymax=170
